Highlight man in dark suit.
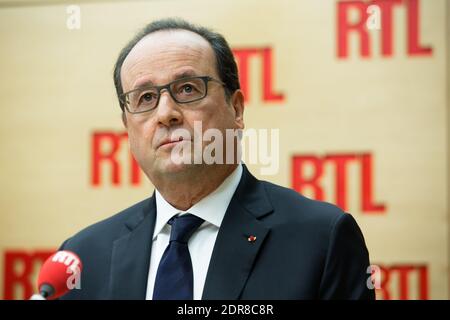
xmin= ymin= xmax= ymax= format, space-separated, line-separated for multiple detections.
xmin=60 ymin=18 xmax=375 ymax=300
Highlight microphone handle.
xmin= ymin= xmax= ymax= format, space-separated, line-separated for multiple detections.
xmin=29 ymin=283 xmax=55 ymax=300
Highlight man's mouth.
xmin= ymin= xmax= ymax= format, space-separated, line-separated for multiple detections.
xmin=158 ymin=137 xmax=186 ymax=148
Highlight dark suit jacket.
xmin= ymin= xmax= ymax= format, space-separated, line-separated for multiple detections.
xmin=60 ymin=165 xmax=375 ymax=300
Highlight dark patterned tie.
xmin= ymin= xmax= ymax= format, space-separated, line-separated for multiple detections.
xmin=152 ymin=214 xmax=204 ymax=300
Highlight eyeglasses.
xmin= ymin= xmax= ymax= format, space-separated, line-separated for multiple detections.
xmin=120 ymin=76 xmax=225 ymax=114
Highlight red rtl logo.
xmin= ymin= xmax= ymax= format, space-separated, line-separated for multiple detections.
xmin=232 ymin=47 xmax=284 ymax=104
xmin=337 ymin=0 xmax=432 ymax=58
xmin=3 ymin=250 xmax=54 ymax=300
xmin=292 ymin=153 xmax=386 ymax=214
xmin=91 ymin=132 xmax=141 ymax=186
xmin=376 ymin=264 xmax=428 ymax=300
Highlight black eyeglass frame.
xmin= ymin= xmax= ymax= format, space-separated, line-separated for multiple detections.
xmin=119 ymin=76 xmax=225 ymax=114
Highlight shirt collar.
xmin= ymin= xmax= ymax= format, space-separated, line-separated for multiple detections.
xmin=153 ymin=163 xmax=243 ymax=240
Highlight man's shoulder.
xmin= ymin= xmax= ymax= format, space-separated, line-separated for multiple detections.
xmin=62 ymin=197 xmax=152 ymax=251
xmin=252 ymin=179 xmax=358 ymax=257
xmin=259 ymin=179 xmax=345 ymax=227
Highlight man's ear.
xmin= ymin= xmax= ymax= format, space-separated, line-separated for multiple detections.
xmin=231 ymin=89 xmax=245 ymax=129
xmin=122 ymin=111 xmax=128 ymax=128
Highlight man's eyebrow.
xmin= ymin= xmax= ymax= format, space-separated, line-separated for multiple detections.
xmin=173 ymin=70 xmax=198 ymax=80
xmin=132 ymin=71 xmax=199 ymax=90
xmin=133 ymin=79 xmax=154 ymax=90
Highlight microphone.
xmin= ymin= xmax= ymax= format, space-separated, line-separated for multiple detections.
xmin=31 ymin=250 xmax=83 ymax=300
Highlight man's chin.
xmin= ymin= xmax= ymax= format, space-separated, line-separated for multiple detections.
xmin=154 ymin=158 xmax=194 ymax=175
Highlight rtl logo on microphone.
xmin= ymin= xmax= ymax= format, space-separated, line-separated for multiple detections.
xmin=51 ymin=251 xmax=82 ymax=291
xmin=35 ymin=250 xmax=83 ymax=299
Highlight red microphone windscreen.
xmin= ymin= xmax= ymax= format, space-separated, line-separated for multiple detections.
xmin=37 ymin=250 xmax=83 ymax=299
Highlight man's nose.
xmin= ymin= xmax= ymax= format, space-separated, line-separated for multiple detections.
xmin=155 ymin=89 xmax=183 ymax=127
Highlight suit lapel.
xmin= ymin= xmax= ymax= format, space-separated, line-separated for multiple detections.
xmin=202 ymin=165 xmax=273 ymax=299
xmin=109 ymin=195 xmax=156 ymax=299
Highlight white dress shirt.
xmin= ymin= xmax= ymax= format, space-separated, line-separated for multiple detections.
xmin=145 ymin=163 xmax=243 ymax=300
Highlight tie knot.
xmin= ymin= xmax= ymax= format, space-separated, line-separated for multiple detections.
xmin=168 ymin=214 xmax=204 ymax=244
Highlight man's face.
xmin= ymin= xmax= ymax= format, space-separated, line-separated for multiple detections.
xmin=120 ymin=30 xmax=244 ymax=181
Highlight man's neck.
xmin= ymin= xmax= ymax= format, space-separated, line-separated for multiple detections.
xmin=152 ymin=163 xmax=239 ymax=211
